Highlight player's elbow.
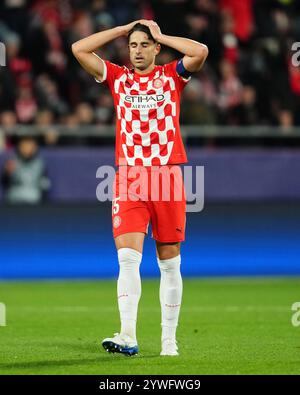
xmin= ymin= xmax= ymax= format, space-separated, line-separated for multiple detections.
xmin=198 ymin=44 xmax=209 ymax=62
xmin=71 ymin=42 xmax=84 ymax=58
xmin=71 ymin=42 xmax=79 ymax=56
xmin=193 ymin=45 xmax=209 ymax=71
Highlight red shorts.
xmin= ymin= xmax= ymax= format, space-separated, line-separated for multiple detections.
xmin=112 ymin=165 xmax=186 ymax=243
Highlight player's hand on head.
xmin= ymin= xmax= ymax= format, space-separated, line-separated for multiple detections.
xmin=138 ymin=20 xmax=162 ymax=41
xmin=122 ymin=20 xmax=162 ymax=41
xmin=122 ymin=20 xmax=146 ymax=35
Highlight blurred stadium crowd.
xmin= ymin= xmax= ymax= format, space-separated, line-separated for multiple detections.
xmin=0 ymin=0 xmax=300 ymax=149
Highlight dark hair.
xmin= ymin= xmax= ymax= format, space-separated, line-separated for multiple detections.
xmin=128 ymin=23 xmax=156 ymax=42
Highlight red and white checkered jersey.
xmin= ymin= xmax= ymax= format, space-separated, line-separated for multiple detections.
xmin=98 ymin=59 xmax=190 ymax=166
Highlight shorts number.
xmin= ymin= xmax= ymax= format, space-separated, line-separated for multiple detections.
xmin=112 ymin=197 xmax=120 ymax=215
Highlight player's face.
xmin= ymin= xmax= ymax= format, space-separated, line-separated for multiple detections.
xmin=128 ymin=31 xmax=160 ymax=71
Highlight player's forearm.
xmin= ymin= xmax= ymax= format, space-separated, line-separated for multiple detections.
xmin=72 ymin=26 xmax=125 ymax=54
xmin=157 ymin=34 xmax=207 ymax=58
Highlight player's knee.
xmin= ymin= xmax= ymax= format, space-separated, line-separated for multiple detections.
xmin=115 ymin=233 xmax=144 ymax=253
xmin=118 ymin=247 xmax=142 ymax=269
xmin=156 ymin=243 xmax=180 ymax=261
xmin=157 ymin=254 xmax=181 ymax=272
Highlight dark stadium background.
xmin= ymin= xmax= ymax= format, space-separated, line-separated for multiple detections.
xmin=0 ymin=0 xmax=300 ymax=279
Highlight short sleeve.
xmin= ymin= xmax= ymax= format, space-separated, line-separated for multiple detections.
xmin=95 ymin=59 xmax=124 ymax=91
xmin=164 ymin=60 xmax=191 ymax=93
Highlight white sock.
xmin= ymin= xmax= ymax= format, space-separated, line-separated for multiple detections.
xmin=117 ymin=248 xmax=142 ymax=342
xmin=157 ymin=255 xmax=183 ymax=342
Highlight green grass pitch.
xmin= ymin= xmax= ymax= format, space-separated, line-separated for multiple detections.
xmin=0 ymin=278 xmax=299 ymax=375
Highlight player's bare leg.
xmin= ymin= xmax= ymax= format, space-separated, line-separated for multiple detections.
xmin=102 ymin=232 xmax=144 ymax=356
xmin=115 ymin=232 xmax=145 ymax=253
xmin=156 ymin=241 xmax=182 ymax=356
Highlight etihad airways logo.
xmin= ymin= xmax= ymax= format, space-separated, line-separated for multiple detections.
xmin=124 ymin=94 xmax=165 ymax=109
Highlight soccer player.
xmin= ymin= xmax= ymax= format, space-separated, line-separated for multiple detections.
xmin=72 ymin=19 xmax=208 ymax=356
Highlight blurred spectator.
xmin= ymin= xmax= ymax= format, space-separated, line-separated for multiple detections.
xmin=35 ymin=109 xmax=55 ymax=126
xmin=220 ymin=10 xmax=239 ymax=65
xmin=34 ymin=109 xmax=60 ymax=146
xmin=1 ymin=110 xmax=17 ymax=131
xmin=277 ymin=109 xmax=294 ymax=134
xmin=1 ymin=136 xmax=50 ymax=204
xmin=217 ymin=59 xmax=243 ymax=124
xmin=35 ymin=74 xmax=68 ymax=116
xmin=0 ymin=110 xmax=18 ymax=150
xmin=0 ymin=130 xmax=4 ymax=152
xmin=181 ymin=79 xmax=216 ymax=124
xmin=185 ymin=0 xmax=222 ymax=69
xmin=61 ymin=112 xmax=79 ymax=129
xmin=5 ymin=32 xmax=31 ymax=77
xmin=43 ymin=128 xmax=59 ymax=146
xmin=15 ymin=85 xmax=37 ymax=123
xmin=93 ymin=0 xmax=115 ymax=31
xmin=95 ymin=93 xmax=114 ymax=125
xmin=106 ymin=0 xmax=140 ymax=26
xmin=75 ymin=102 xmax=95 ymax=125
xmin=219 ymin=0 xmax=254 ymax=43
xmin=235 ymin=85 xmax=259 ymax=125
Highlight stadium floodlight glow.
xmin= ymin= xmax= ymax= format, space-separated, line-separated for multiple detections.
xmin=0 ymin=303 xmax=6 ymax=326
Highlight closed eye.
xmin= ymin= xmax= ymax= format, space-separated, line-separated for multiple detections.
xmin=129 ymin=42 xmax=150 ymax=48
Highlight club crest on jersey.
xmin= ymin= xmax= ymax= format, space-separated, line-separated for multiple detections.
xmin=113 ymin=216 xmax=121 ymax=228
xmin=153 ymin=78 xmax=163 ymax=89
